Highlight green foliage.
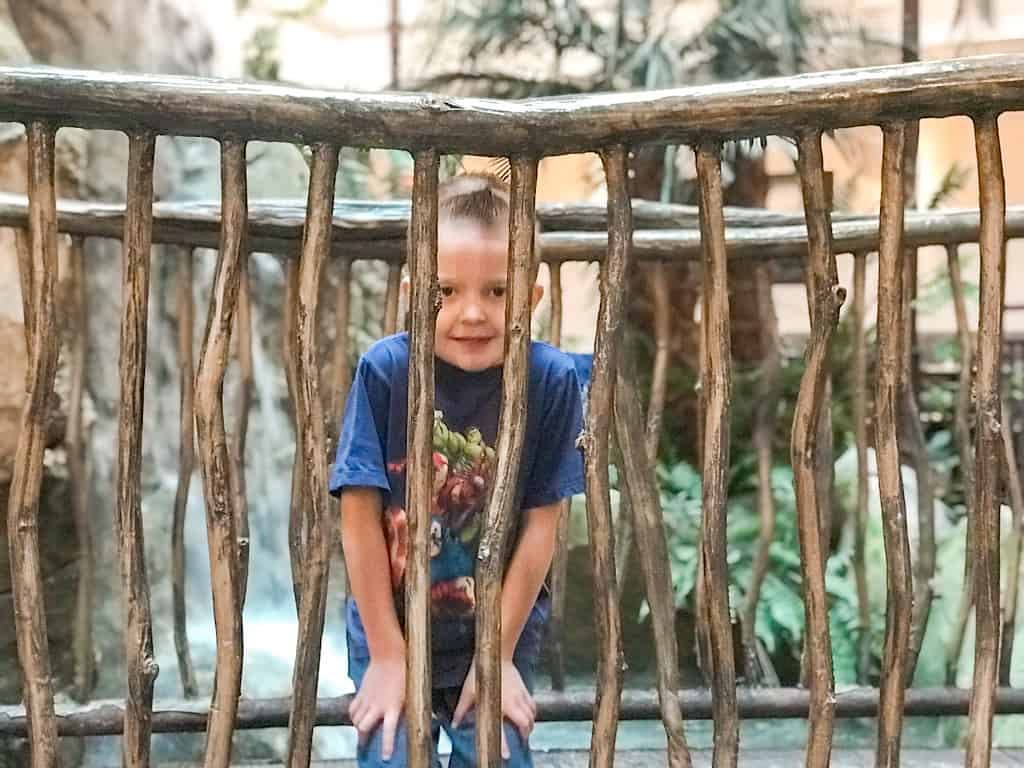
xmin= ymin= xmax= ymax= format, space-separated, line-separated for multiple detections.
xmin=657 ymin=454 xmax=867 ymax=682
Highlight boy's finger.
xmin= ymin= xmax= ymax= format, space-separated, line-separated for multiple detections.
xmin=452 ymin=689 xmax=473 ymax=727
xmin=381 ymin=711 xmax=399 ymax=760
xmin=502 ymin=728 xmax=510 ymax=760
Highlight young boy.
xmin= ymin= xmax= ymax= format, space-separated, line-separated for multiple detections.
xmin=329 ymin=173 xmax=586 ymax=767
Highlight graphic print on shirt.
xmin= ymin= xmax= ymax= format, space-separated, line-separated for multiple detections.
xmin=382 ymin=409 xmax=497 ymax=620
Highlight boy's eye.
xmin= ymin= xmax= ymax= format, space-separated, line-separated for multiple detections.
xmin=490 ymin=287 xmax=506 ymax=299
xmin=440 ymin=286 xmax=455 ymax=298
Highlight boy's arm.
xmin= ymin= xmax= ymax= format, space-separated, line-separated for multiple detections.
xmin=340 ymin=487 xmax=405 ymax=759
xmin=340 ymin=487 xmax=404 ymax=657
xmin=500 ymin=500 xmax=561 ymax=658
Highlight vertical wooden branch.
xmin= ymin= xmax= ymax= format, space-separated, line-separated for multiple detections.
xmin=874 ymin=122 xmax=913 ymax=768
xmin=851 ymin=251 xmax=872 ymax=684
xmin=646 ymin=263 xmax=671 ymax=459
xmin=904 ymin=246 xmax=935 ymax=684
xmin=475 ymin=154 xmax=539 ymax=766
xmin=172 ymin=246 xmax=199 ymax=699
xmin=330 ymin=255 xmax=353 ymax=440
xmin=965 ymin=113 xmax=1006 ymax=768
xmin=383 ymin=261 xmax=402 ymax=336
xmin=228 ymin=256 xmax=253 ymax=613
xmin=404 ymin=150 xmax=439 ymax=768
xmin=694 ymin=286 xmax=713 ymax=688
xmin=694 ymin=142 xmax=738 ymax=768
xmin=285 ymin=143 xmax=339 ymax=768
xmin=741 ymin=263 xmax=781 ymax=685
xmin=67 ymin=235 xmax=94 ymax=702
xmin=195 ymin=138 xmax=248 ymax=768
xmin=14 ymin=227 xmax=32 ymax=350
xmin=793 ymin=130 xmax=842 ymax=768
xmin=614 ymin=367 xmax=692 ymax=768
xmin=547 ymin=262 xmax=571 ymax=692
xmin=1000 ymin=393 xmax=1024 ymax=685
xmin=946 ymin=239 xmax=977 ymax=686
xmin=8 ymin=121 xmax=60 ymax=768
xmin=117 ymin=131 xmax=158 ymax=768
xmin=283 ymin=256 xmax=306 ymax=613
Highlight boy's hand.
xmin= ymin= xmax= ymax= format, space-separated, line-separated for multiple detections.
xmin=349 ymin=653 xmax=406 ymax=760
xmin=451 ymin=657 xmax=536 ymax=760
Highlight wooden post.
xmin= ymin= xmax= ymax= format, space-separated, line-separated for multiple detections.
xmin=694 ymin=141 xmax=738 ymax=768
xmin=475 ymin=155 xmax=539 ymax=765
xmin=283 ymin=256 xmax=306 ymax=613
xmin=793 ymin=130 xmax=843 ymax=767
xmin=965 ymin=112 xmax=1006 ymax=768
xmin=613 ymin=368 xmax=692 ymax=768
xmin=330 ymin=255 xmax=353 ymax=439
xmin=8 ymin=121 xmax=61 ymax=768
xmin=195 ymin=138 xmax=248 ymax=768
xmin=547 ymin=262 xmax=571 ymax=692
xmin=229 ymin=257 xmax=253 ymax=611
xmin=67 ymin=235 xmax=94 ymax=702
xmin=874 ymin=122 xmax=913 ymax=768
xmin=405 ymin=149 xmax=440 ymax=768
xmin=851 ymin=250 xmax=872 ymax=684
xmin=172 ymin=246 xmax=199 ymax=699
xmin=740 ymin=261 xmax=781 ymax=685
xmin=14 ymin=227 xmax=32 ymax=351
xmin=116 ymin=131 xmax=159 ymax=768
xmin=285 ymin=142 xmax=339 ymax=768
xmin=946 ymin=240 xmax=977 ymax=686
xmin=383 ymin=261 xmax=402 ymax=336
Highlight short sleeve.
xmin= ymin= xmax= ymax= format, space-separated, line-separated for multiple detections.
xmin=521 ymin=365 xmax=585 ymax=509
xmin=328 ymin=355 xmax=392 ymax=498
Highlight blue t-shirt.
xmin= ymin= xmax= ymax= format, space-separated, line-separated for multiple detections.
xmin=329 ymin=332 xmax=586 ymax=688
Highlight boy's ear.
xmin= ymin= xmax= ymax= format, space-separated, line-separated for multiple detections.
xmin=531 ymin=281 xmax=545 ymax=311
xmin=400 ymin=275 xmax=410 ymax=301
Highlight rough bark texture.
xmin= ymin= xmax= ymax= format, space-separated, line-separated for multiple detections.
xmin=8 ymin=686 xmax=1024 ymax=735
xmin=67 ymin=235 xmax=93 ymax=703
xmin=581 ymin=146 xmax=630 ymax=768
xmin=965 ymin=113 xmax=1006 ymax=768
xmin=546 ymin=262 xmax=570 ymax=692
xmin=792 ymin=131 xmax=842 ymax=768
xmin=946 ymin=240 xmax=977 ymax=687
xmin=741 ymin=263 xmax=781 ymax=686
xmin=228 ymin=258 xmax=252 ymax=612
xmin=284 ymin=143 xmax=338 ymax=768
xmin=2 ymin=193 xmax=1024 ymax=267
xmin=283 ymin=256 xmax=306 ymax=615
xmin=7 ymin=121 xmax=61 ymax=768
xmin=194 ymin=139 xmax=247 ymax=768
xmin=851 ymin=251 xmax=872 ymax=684
xmin=116 ymin=131 xmax=159 ymax=768
xmin=475 ymin=155 xmax=539 ymax=766
xmin=613 ymin=367 xmax=691 ymax=768
xmin=694 ymin=143 xmax=738 ymax=768
xmin=171 ymin=246 xmax=198 ymax=699
xmin=0 ymin=57 xmax=1023 ymax=152
xmin=874 ymin=123 xmax=913 ymax=768
xmin=404 ymin=150 xmax=439 ymax=768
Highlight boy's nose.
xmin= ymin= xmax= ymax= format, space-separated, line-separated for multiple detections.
xmin=459 ymin=301 xmax=485 ymax=323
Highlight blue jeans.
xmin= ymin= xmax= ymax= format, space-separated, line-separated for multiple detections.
xmin=348 ymin=655 xmax=535 ymax=767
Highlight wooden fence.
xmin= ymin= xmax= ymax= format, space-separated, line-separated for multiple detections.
xmin=1 ymin=54 xmax=1022 ymax=768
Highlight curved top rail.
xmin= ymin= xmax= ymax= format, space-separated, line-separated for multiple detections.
xmin=0 ymin=56 xmax=1021 ymax=153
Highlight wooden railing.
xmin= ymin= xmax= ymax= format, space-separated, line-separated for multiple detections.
xmin=1 ymin=54 xmax=1023 ymax=768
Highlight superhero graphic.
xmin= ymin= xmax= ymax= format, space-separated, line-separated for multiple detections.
xmin=382 ymin=410 xmax=497 ymax=620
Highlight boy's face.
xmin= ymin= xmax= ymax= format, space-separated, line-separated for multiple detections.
xmin=433 ymin=217 xmax=542 ymax=372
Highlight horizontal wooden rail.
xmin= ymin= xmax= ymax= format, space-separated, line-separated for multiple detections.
xmin=0 ymin=194 xmax=1019 ymax=264
xmin=0 ymin=56 xmax=1022 ymax=151
xmin=6 ymin=688 xmax=1024 ymax=736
